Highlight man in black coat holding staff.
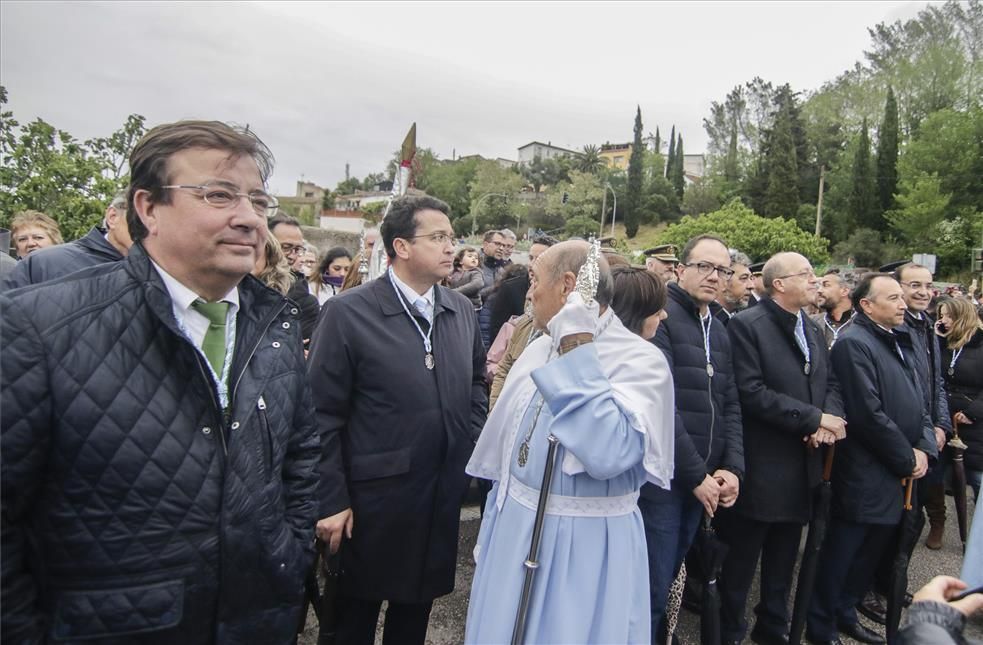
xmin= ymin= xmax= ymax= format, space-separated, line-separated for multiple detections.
xmin=308 ymin=195 xmax=487 ymax=645
xmin=718 ymin=252 xmax=846 ymax=645
xmin=806 ymin=273 xmax=937 ymax=645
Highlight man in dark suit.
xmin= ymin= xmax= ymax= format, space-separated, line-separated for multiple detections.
xmin=718 ymin=252 xmax=846 ymax=645
xmin=308 ymin=195 xmax=487 ymax=645
xmin=806 ymin=273 xmax=937 ymax=645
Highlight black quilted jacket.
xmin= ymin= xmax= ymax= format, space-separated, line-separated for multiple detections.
xmin=650 ymin=282 xmax=745 ymax=494
xmin=1 ymin=243 xmax=320 ymax=644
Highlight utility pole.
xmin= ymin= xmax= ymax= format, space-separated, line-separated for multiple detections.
xmin=814 ymin=165 xmax=826 ymax=237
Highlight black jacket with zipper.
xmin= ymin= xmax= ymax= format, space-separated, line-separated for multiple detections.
xmin=649 ymin=282 xmax=744 ymax=496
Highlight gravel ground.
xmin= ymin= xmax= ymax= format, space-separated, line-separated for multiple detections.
xmin=300 ymin=495 xmax=980 ymax=644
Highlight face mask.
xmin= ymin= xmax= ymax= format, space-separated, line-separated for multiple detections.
xmin=324 ymin=274 xmax=344 ymax=287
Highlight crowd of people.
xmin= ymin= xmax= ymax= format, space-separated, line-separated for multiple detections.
xmin=1 ymin=119 xmax=981 ymax=645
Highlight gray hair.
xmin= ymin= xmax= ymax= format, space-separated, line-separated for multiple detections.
xmin=730 ymin=249 xmax=751 ymax=267
xmin=544 ymin=241 xmax=613 ymax=308
xmin=110 ymin=190 xmax=128 ymax=210
xmin=499 ymin=228 xmax=517 ymax=241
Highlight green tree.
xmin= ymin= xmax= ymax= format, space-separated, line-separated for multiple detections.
xmin=520 ymin=155 xmax=571 ymax=193
xmin=545 ymin=170 xmax=604 ymax=226
xmin=764 ymin=99 xmax=800 ymax=218
xmin=671 ymin=133 xmax=685 ymax=199
xmin=849 ymin=118 xmax=880 ymax=229
xmin=657 ymin=198 xmax=830 ymax=262
xmin=468 ymin=160 xmax=525 ymax=231
xmin=876 ymin=86 xmax=900 ymax=211
xmin=0 ymin=88 xmax=136 ymax=240
xmin=575 ymin=144 xmax=604 ymax=174
xmin=681 ymin=182 xmax=722 ymax=216
xmin=885 ymin=173 xmax=951 ymax=248
xmin=624 ymin=107 xmax=646 ymax=238
xmin=417 ymin=156 xmax=480 ymax=224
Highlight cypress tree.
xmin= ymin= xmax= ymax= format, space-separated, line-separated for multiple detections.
xmin=625 ymin=106 xmax=645 ymax=238
xmin=654 ymin=126 xmax=661 ymax=155
xmin=850 ymin=118 xmax=879 ymax=230
xmin=671 ymin=134 xmax=686 ymax=199
xmin=666 ymin=125 xmax=676 ymax=178
xmin=876 ymin=86 xmax=899 ymax=212
xmin=764 ymin=101 xmax=799 ymax=218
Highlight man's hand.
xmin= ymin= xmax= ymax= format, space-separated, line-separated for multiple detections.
xmin=692 ymin=474 xmax=721 ymax=517
xmin=804 ymin=428 xmax=838 ymax=448
xmin=912 ymin=575 xmax=983 ymax=617
xmin=954 ymin=411 xmax=972 ymax=426
xmin=934 ymin=427 xmax=947 ymax=451
xmin=712 ymin=469 xmax=740 ymax=508
xmin=912 ymin=449 xmax=929 ymax=479
xmin=316 ymin=508 xmax=353 ymax=554
xmin=819 ymin=413 xmax=847 ymax=440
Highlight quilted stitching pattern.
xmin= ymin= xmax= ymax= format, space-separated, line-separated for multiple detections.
xmin=2 ymin=248 xmax=320 ymax=644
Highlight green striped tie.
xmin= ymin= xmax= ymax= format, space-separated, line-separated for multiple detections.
xmin=192 ymin=300 xmax=230 ymax=376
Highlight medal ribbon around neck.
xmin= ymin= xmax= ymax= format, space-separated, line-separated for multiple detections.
xmin=949 ymin=346 xmax=964 ymax=376
xmin=389 ymin=267 xmax=436 ymax=370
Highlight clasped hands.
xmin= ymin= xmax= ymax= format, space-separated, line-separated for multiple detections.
xmin=693 ymin=470 xmax=740 ymax=517
xmin=804 ymin=412 xmax=847 ymax=448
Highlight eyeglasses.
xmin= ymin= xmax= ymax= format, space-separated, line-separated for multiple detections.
xmin=681 ymin=261 xmax=735 ymax=280
xmin=900 ymin=281 xmax=934 ymax=291
xmin=777 ymin=270 xmax=816 ymax=281
xmin=409 ymin=231 xmax=454 ymax=245
xmin=280 ymin=243 xmax=305 ymax=256
xmin=162 ymin=182 xmax=279 ymax=217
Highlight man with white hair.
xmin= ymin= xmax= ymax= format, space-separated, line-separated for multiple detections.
xmin=2 ymin=191 xmax=132 ymax=290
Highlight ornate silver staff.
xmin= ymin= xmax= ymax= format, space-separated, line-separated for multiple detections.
xmin=357 ymin=228 xmax=369 ymax=278
xmin=511 ymin=238 xmax=601 ymax=645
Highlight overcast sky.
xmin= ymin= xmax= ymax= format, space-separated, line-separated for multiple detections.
xmin=2 ymin=1 xmax=930 ymax=195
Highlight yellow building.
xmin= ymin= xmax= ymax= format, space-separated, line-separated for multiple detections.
xmin=599 ymin=142 xmax=632 ymax=170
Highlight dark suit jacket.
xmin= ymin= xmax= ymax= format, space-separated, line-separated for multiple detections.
xmin=830 ymin=311 xmax=937 ymax=525
xmin=307 ymin=273 xmax=487 ymax=602
xmin=728 ymin=298 xmax=843 ymax=523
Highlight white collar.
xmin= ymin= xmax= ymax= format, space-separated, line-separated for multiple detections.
xmin=150 ymin=259 xmax=240 ymax=312
xmin=390 ymin=266 xmax=434 ymax=308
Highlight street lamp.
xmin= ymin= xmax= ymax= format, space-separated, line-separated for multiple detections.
xmin=470 ymin=192 xmax=509 ymax=238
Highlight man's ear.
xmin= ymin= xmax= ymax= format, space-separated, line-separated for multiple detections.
xmin=132 ymin=189 xmax=159 ymax=237
xmin=392 ymin=237 xmax=412 ymax=261
xmin=561 ymin=271 xmax=577 ymax=297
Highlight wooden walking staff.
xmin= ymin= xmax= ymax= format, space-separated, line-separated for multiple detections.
xmin=950 ymin=413 xmax=969 ymax=550
xmin=511 ymin=239 xmax=601 ymax=645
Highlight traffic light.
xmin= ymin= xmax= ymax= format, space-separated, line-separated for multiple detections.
xmin=561 ymin=192 xmax=569 ymax=204
xmin=972 ymin=247 xmax=983 ymax=272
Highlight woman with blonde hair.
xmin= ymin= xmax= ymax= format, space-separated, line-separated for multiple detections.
xmin=10 ymin=210 xmax=63 ymax=258
xmin=937 ymin=297 xmax=983 ymax=503
xmin=251 ymin=232 xmax=294 ymax=295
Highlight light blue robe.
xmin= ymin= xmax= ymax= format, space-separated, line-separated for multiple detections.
xmin=465 ymin=344 xmax=651 ymax=644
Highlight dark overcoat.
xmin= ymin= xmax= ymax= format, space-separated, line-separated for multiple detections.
xmin=728 ymin=298 xmax=844 ymax=523
xmin=1 ymin=243 xmax=320 ymax=643
xmin=829 ymin=311 xmax=937 ymax=525
xmin=308 ymin=272 xmax=487 ymax=603
xmin=941 ymin=329 xmax=983 ymax=471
